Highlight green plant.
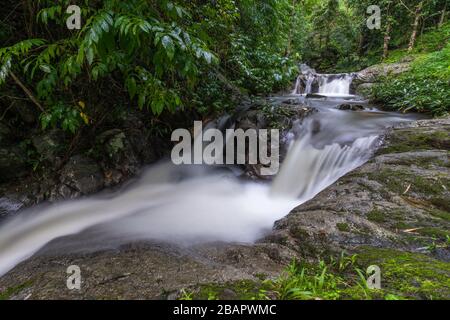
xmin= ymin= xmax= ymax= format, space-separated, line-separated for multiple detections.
xmin=372 ymin=43 xmax=450 ymax=116
xmin=179 ymin=289 xmax=193 ymax=300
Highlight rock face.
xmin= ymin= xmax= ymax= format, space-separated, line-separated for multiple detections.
xmin=0 ymin=117 xmax=448 ymax=299
xmin=0 ymin=109 xmax=167 ymax=210
xmin=0 ymin=146 xmax=29 ymax=182
xmin=337 ymin=104 xmax=365 ymax=111
xmin=235 ymin=100 xmax=316 ymax=179
xmin=0 ymin=121 xmax=29 ymax=182
xmin=58 ymin=155 xmax=105 ymax=197
xmin=32 ymin=130 xmax=65 ymax=165
xmin=352 ymin=61 xmax=412 ymax=96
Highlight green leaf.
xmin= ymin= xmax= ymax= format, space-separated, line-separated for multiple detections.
xmin=39 ymin=64 xmax=52 ymax=73
xmin=161 ymin=36 xmax=175 ymax=60
xmin=137 ymin=93 xmax=146 ymax=109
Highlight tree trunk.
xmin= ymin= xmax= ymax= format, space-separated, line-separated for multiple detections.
xmin=383 ymin=22 xmax=391 ymax=59
xmin=408 ymin=2 xmax=423 ymax=52
xmin=22 ymin=0 xmax=35 ymax=37
xmin=358 ymin=27 xmax=366 ymax=56
xmin=439 ymin=3 xmax=447 ymax=28
xmin=286 ymin=0 xmax=297 ymax=57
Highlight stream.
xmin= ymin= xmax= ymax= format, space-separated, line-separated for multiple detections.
xmin=0 ymin=67 xmax=422 ymax=277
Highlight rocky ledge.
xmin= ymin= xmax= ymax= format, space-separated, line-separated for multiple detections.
xmin=0 ymin=117 xmax=449 ymax=300
xmin=352 ymin=59 xmax=412 ymax=96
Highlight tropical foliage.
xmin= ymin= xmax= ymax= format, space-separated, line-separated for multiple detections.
xmin=0 ymin=0 xmax=448 ymax=135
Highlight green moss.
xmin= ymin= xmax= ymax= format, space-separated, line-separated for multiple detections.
xmin=379 ymin=129 xmax=450 ymax=155
xmin=394 ymin=222 xmax=412 ymax=230
xmin=417 ymin=227 xmax=450 ymax=240
xmin=431 ymin=197 xmax=450 ymax=212
xmin=185 ymin=248 xmax=450 ymax=301
xmin=367 ymin=169 xmax=447 ymax=197
xmin=367 ymin=209 xmax=387 ymax=223
xmin=193 ymin=280 xmax=263 ymax=300
xmin=0 ymin=280 xmax=34 ymax=300
xmin=428 ymin=209 xmax=450 ymax=222
xmin=356 ymin=247 xmax=450 ymax=299
xmin=289 ymin=226 xmax=310 ymax=240
xmin=336 ymin=223 xmax=351 ymax=232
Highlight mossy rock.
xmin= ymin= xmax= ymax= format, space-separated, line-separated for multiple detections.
xmin=356 ymin=247 xmax=450 ymax=299
xmin=190 ymin=280 xmax=263 ymax=300
xmin=0 ymin=280 xmax=34 ymax=300
xmin=367 ymin=209 xmax=387 ymax=223
xmin=336 ymin=223 xmax=351 ymax=232
xmin=367 ymin=168 xmax=449 ymax=198
xmin=379 ymin=128 xmax=450 ymax=155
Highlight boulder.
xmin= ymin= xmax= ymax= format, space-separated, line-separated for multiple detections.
xmin=351 ymin=62 xmax=413 ymax=98
xmin=0 ymin=122 xmax=12 ymax=146
xmin=337 ymin=104 xmax=365 ymax=111
xmin=271 ymin=117 xmax=450 ymax=258
xmin=96 ymin=129 xmax=140 ymax=176
xmin=32 ymin=130 xmax=64 ymax=164
xmin=306 ymin=93 xmax=327 ymax=99
xmin=354 ymin=62 xmax=412 ymax=84
xmin=13 ymin=103 xmax=37 ymax=124
xmin=59 ymin=155 xmax=104 ymax=196
xmin=0 ymin=146 xmax=29 ymax=182
xmin=354 ymin=82 xmax=375 ymax=96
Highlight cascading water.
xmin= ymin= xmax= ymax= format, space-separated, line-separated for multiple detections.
xmin=292 ymin=64 xmax=354 ymax=96
xmin=318 ymin=74 xmax=354 ymax=96
xmin=0 ymin=68 xmax=420 ymax=277
xmin=271 ymin=124 xmax=378 ymax=199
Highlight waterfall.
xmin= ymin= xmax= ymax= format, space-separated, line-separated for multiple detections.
xmin=291 ymin=76 xmax=302 ymax=95
xmin=318 ymin=74 xmax=353 ymax=96
xmin=291 ymin=64 xmax=354 ymax=96
xmin=271 ymin=121 xmax=378 ymax=199
xmin=0 ymin=165 xmax=297 ymax=277
xmin=0 ymin=67 xmax=415 ymax=277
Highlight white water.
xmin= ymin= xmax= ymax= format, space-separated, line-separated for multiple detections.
xmin=318 ymin=74 xmax=353 ymax=96
xmin=291 ymin=64 xmax=354 ymax=97
xmin=0 ymin=70 xmax=418 ymax=277
xmin=272 ymin=131 xmax=378 ymax=199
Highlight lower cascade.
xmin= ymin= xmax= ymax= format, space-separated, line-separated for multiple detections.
xmin=0 ymin=70 xmax=419 ymax=277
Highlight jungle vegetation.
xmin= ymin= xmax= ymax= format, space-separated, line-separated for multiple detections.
xmin=0 ymin=0 xmax=448 ymax=135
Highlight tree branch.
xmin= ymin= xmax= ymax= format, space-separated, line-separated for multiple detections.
xmin=398 ymin=0 xmax=414 ymax=15
xmin=9 ymin=71 xmax=45 ymax=113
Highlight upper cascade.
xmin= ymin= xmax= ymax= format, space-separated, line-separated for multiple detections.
xmin=292 ymin=64 xmax=355 ymax=96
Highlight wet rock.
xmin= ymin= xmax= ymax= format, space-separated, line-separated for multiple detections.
xmin=337 ymin=104 xmax=365 ymax=111
xmin=96 ymin=129 xmax=144 ymax=176
xmin=272 ymin=117 xmax=450 ymax=257
xmin=354 ymin=82 xmax=374 ymax=96
xmin=0 ymin=197 xmax=24 ymax=220
xmin=59 ymin=155 xmax=104 ymax=196
xmin=0 ymin=146 xmax=29 ymax=182
xmin=0 ymin=122 xmax=13 ymax=146
xmin=236 ymin=101 xmax=317 ymax=179
xmin=352 ymin=62 xmax=412 ymax=98
xmin=306 ymin=93 xmax=327 ymax=99
xmin=13 ymin=103 xmax=37 ymax=124
xmin=282 ymin=98 xmax=303 ymax=105
xmin=32 ymin=130 xmax=64 ymax=164
xmin=355 ymin=62 xmax=412 ymax=83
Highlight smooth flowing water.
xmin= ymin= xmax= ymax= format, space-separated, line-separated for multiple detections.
xmin=0 ymin=70 xmax=421 ymax=277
